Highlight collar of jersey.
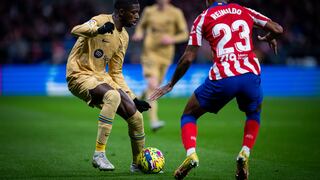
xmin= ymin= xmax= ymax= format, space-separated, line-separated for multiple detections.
xmin=210 ymin=2 xmax=228 ymax=8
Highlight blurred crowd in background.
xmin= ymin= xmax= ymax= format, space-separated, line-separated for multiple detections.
xmin=0 ymin=0 xmax=319 ymax=66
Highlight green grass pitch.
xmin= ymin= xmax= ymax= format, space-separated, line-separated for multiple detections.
xmin=0 ymin=96 xmax=320 ymax=179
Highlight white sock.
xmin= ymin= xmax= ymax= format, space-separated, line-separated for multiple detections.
xmin=241 ymin=146 xmax=250 ymax=157
xmin=186 ymin=147 xmax=196 ymax=156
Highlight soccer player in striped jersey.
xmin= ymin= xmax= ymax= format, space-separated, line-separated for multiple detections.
xmin=150 ymin=0 xmax=283 ymax=179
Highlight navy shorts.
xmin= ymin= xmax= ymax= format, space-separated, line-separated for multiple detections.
xmin=194 ymin=73 xmax=263 ymax=114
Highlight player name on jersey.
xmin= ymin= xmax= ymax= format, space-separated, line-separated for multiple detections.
xmin=188 ymin=3 xmax=270 ymax=80
xmin=211 ymin=8 xmax=242 ymax=20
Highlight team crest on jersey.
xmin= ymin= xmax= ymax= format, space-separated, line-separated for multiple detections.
xmin=94 ymin=49 xmax=104 ymax=58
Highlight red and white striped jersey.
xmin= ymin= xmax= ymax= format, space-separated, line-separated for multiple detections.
xmin=188 ymin=3 xmax=270 ymax=80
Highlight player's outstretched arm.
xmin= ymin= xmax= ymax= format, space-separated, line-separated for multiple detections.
xmin=149 ymin=45 xmax=199 ymax=101
xmin=257 ymin=20 xmax=283 ymax=55
xmin=71 ymin=20 xmax=115 ymax=38
xmin=71 ymin=20 xmax=99 ymax=38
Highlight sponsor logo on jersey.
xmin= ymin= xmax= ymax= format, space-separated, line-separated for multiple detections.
xmin=94 ymin=49 xmax=104 ymax=58
xmin=85 ymin=19 xmax=97 ymax=29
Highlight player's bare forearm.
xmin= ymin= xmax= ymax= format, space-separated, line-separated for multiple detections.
xmin=169 ymin=46 xmax=198 ymax=87
xmin=257 ymin=21 xmax=283 ymax=55
xmin=149 ymin=46 xmax=198 ymax=101
xmin=262 ymin=21 xmax=283 ymax=40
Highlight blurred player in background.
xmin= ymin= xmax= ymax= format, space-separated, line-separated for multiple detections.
xmin=66 ymin=0 xmax=151 ymax=172
xmin=150 ymin=0 xmax=283 ymax=179
xmin=132 ymin=0 xmax=188 ymax=131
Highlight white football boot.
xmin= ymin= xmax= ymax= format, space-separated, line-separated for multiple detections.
xmin=92 ymin=152 xmax=115 ymax=171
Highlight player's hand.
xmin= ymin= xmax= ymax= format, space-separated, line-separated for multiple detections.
xmin=133 ymin=98 xmax=151 ymax=112
xmin=161 ymin=35 xmax=175 ymax=45
xmin=132 ymin=33 xmax=143 ymax=41
xmin=97 ymin=22 xmax=115 ymax=34
xmin=258 ymin=34 xmax=278 ymax=55
xmin=149 ymin=83 xmax=173 ymax=101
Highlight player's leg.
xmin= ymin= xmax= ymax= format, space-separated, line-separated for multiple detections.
xmin=174 ymin=94 xmax=207 ymax=178
xmin=146 ymin=75 xmax=161 ymax=124
xmin=116 ymin=90 xmax=145 ymax=172
xmin=143 ymin=61 xmax=164 ymax=131
xmin=235 ymin=73 xmax=263 ymax=180
xmin=175 ymin=77 xmax=237 ymax=179
xmin=89 ymin=84 xmax=121 ymax=171
xmin=180 ymin=94 xmax=207 ymax=156
xmin=235 ymin=107 xmax=261 ymax=180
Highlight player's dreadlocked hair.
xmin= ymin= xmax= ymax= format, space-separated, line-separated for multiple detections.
xmin=114 ymin=0 xmax=139 ymax=10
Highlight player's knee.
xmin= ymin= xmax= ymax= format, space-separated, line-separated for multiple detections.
xmin=127 ymin=111 xmax=145 ymax=140
xmin=128 ymin=111 xmax=144 ymax=130
xmin=246 ymin=111 xmax=261 ymax=124
xmin=102 ymin=90 xmax=121 ymax=108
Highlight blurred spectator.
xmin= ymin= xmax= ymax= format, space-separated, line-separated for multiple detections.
xmin=0 ymin=0 xmax=319 ymax=66
xmin=0 ymin=0 xmax=98 ymax=64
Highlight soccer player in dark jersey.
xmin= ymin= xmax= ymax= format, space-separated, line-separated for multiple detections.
xmin=150 ymin=0 xmax=283 ymax=179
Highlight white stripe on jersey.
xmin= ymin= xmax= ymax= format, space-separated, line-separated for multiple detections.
xmin=249 ymin=14 xmax=268 ymax=27
xmin=254 ymin=57 xmax=261 ymax=73
xmin=244 ymin=57 xmax=258 ymax=75
xmin=211 ymin=64 xmax=222 ymax=80
xmin=208 ymin=67 xmax=213 ymax=80
xmin=196 ymin=10 xmax=209 ymax=46
xmin=246 ymin=7 xmax=269 ymax=27
xmin=234 ymin=60 xmax=249 ymax=74
xmin=246 ymin=7 xmax=269 ymax=19
xmin=188 ymin=36 xmax=193 ymax=45
xmin=222 ymin=61 xmax=235 ymax=77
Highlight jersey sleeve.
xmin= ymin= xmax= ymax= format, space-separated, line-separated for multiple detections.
xmin=71 ymin=14 xmax=107 ymax=38
xmin=188 ymin=10 xmax=208 ymax=46
xmin=172 ymin=9 xmax=189 ymax=43
xmin=244 ymin=7 xmax=270 ymax=28
xmin=71 ymin=19 xmax=99 ymax=38
xmin=108 ymin=36 xmax=136 ymax=100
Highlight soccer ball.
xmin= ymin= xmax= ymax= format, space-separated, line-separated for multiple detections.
xmin=137 ymin=147 xmax=165 ymax=173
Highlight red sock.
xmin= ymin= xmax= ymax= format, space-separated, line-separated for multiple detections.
xmin=242 ymin=120 xmax=260 ymax=149
xmin=181 ymin=123 xmax=197 ymax=151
